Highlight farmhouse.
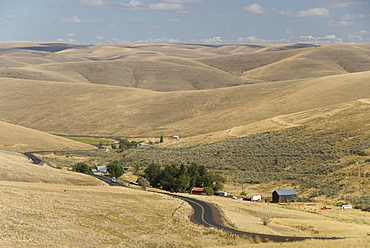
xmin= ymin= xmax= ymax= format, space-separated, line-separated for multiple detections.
xmin=272 ymin=189 xmax=297 ymax=203
xmin=96 ymin=165 xmax=107 ymax=173
xmin=136 ymin=142 xmax=149 ymax=147
xmin=191 ymin=188 xmax=204 ymax=195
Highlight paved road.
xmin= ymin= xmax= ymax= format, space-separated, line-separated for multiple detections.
xmin=24 ymin=152 xmax=42 ymax=164
xmin=161 ymin=193 xmax=342 ymax=242
xmin=24 ymin=151 xmax=342 ymax=242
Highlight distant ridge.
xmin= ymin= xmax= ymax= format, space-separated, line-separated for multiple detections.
xmin=0 ymin=42 xmax=369 ymax=142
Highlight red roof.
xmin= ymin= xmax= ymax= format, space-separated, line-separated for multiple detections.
xmin=191 ymin=188 xmax=204 ymax=192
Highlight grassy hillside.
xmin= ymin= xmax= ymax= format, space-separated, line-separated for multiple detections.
xmin=1 ymin=42 xmax=369 ymax=139
xmin=2 ymin=150 xmax=370 ymax=247
xmin=0 ymin=150 xmax=103 ymax=185
xmin=0 ymin=120 xmax=95 ymax=152
xmin=120 ymin=100 xmax=370 ymax=202
xmin=0 ymin=71 xmax=368 ymax=138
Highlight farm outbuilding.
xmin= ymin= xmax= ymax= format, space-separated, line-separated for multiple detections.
xmin=272 ymin=189 xmax=297 ymax=203
xmin=191 ymin=188 xmax=204 ymax=195
xmin=96 ymin=165 xmax=107 ymax=173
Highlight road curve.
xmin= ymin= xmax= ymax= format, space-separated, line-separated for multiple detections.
xmin=159 ymin=192 xmax=342 ymax=242
xmin=24 ymin=151 xmax=342 ymax=242
xmin=24 ymin=152 xmax=42 ymax=164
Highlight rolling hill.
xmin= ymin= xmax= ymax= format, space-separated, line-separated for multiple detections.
xmin=0 ymin=120 xmax=95 ymax=152
xmin=0 ymin=41 xmax=369 ymax=143
xmin=1 ymin=41 xmax=370 ymax=248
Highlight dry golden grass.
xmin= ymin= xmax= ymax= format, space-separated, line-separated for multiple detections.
xmin=0 ymin=120 xmax=95 ymax=153
xmin=160 ymin=97 xmax=370 ymax=147
xmin=182 ymin=193 xmax=370 ymax=247
xmin=0 ymin=150 xmax=102 ymax=185
xmin=1 ymin=150 xmax=370 ymax=247
xmin=0 ymin=42 xmax=369 ymax=141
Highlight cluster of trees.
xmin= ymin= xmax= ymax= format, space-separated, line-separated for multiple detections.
xmin=141 ymin=163 xmax=226 ymax=193
xmin=72 ymin=160 xmax=124 ymax=179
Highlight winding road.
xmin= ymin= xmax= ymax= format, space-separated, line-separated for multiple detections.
xmin=25 ymin=151 xmax=342 ymax=242
xmin=160 ymin=193 xmax=341 ymax=242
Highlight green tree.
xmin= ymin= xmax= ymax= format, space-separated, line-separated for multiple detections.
xmin=119 ymin=139 xmax=135 ymax=149
xmin=142 ymin=162 xmax=225 ymax=193
xmin=176 ymin=174 xmax=191 ymax=193
xmin=160 ymin=164 xmax=180 ymax=192
xmin=144 ymin=163 xmax=162 ymax=188
xmin=160 ymin=135 xmax=164 ymax=143
xmin=72 ymin=162 xmax=92 ymax=174
xmin=107 ymin=160 xmax=124 ymax=178
xmin=187 ymin=163 xmax=208 ymax=188
xmin=207 ymin=173 xmax=226 ymax=192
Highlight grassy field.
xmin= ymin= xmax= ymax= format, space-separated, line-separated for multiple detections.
xmin=67 ymin=137 xmax=114 ymax=146
xmin=1 ymin=151 xmax=370 ymax=248
xmin=1 ymin=150 xmax=370 ymax=247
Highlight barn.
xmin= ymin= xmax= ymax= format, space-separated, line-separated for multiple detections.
xmin=191 ymin=188 xmax=204 ymax=195
xmin=272 ymin=189 xmax=297 ymax=203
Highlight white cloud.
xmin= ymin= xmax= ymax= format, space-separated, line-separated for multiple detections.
xmin=298 ymin=34 xmax=342 ymax=43
xmin=120 ymin=0 xmax=145 ymax=10
xmin=243 ymin=4 xmax=265 ymax=14
xmin=136 ymin=37 xmax=180 ymax=43
xmin=162 ymin=0 xmax=204 ymax=3
xmin=341 ymin=13 xmax=369 ymax=21
xmin=294 ymin=8 xmax=331 ymax=18
xmin=348 ymin=30 xmax=370 ymax=42
xmin=79 ymin=0 xmax=111 ymax=7
xmin=56 ymin=38 xmax=78 ymax=44
xmin=236 ymin=36 xmax=290 ymax=44
xmin=285 ymin=29 xmax=292 ymax=34
xmin=149 ymin=3 xmax=186 ymax=11
xmin=67 ymin=33 xmax=76 ymax=37
xmin=4 ymin=15 xmax=15 ymax=20
xmin=237 ymin=36 xmax=268 ymax=43
xmin=324 ymin=0 xmax=368 ymax=8
xmin=96 ymin=35 xmax=104 ymax=40
xmin=198 ymin=36 xmax=223 ymax=44
xmin=327 ymin=20 xmax=353 ymax=27
xmin=57 ymin=16 xmax=105 ymax=24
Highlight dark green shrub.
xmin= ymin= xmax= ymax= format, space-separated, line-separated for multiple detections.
xmin=72 ymin=162 xmax=92 ymax=174
xmin=107 ymin=160 xmax=124 ymax=178
xmin=203 ymin=187 xmax=214 ymax=196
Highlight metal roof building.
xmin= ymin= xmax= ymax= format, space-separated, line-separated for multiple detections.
xmin=272 ymin=189 xmax=297 ymax=203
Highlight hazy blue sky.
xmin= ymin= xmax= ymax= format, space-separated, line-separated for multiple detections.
xmin=1 ymin=0 xmax=369 ymax=45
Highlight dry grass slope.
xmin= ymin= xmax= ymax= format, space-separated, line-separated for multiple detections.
xmin=0 ymin=120 xmax=95 ymax=152
xmin=1 ymin=42 xmax=369 ymax=140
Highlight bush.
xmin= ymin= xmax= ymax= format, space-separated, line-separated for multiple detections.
xmin=72 ymin=162 xmax=92 ymax=174
xmin=137 ymin=177 xmax=150 ymax=189
xmin=260 ymin=213 xmax=271 ymax=226
xmin=203 ymin=187 xmax=214 ymax=196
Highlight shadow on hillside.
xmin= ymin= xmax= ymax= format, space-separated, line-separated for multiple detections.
xmin=13 ymin=43 xmax=85 ymax=53
xmin=264 ymin=43 xmax=321 ymax=52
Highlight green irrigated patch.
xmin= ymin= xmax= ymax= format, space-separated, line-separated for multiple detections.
xmin=67 ymin=137 xmax=113 ymax=146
